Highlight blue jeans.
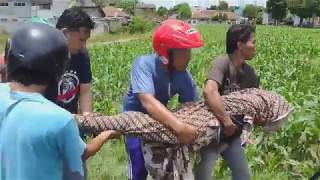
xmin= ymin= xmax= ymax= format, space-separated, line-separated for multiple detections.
xmin=125 ymin=136 xmax=148 ymax=180
xmin=194 ymin=137 xmax=251 ymax=180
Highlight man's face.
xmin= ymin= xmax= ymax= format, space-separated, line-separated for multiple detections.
xmin=172 ymin=48 xmax=192 ymax=71
xmin=238 ymin=33 xmax=256 ymax=60
xmin=64 ymin=27 xmax=91 ymax=54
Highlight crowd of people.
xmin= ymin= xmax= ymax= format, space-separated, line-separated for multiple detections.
xmin=0 ymin=7 xmax=289 ymax=180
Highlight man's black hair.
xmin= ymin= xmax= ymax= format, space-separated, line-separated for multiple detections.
xmin=56 ymin=7 xmax=95 ymax=30
xmin=226 ymin=24 xmax=255 ymax=54
xmin=8 ymin=68 xmax=56 ymax=86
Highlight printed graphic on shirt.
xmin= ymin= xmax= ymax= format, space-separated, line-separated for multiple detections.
xmin=57 ymin=70 xmax=80 ymax=103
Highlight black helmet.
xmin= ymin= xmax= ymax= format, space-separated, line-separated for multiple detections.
xmin=6 ymin=23 xmax=69 ymax=84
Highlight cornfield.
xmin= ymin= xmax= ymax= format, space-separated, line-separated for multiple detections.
xmin=87 ymin=25 xmax=320 ymax=179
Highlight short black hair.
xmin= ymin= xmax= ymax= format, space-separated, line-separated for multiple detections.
xmin=226 ymin=24 xmax=255 ymax=54
xmin=56 ymin=7 xmax=95 ymax=30
xmin=8 ymin=67 xmax=55 ymax=86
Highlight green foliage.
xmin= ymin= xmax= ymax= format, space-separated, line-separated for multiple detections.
xmin=288 ymin=0 xmax=320 ymax=18
xmin=157 ymin=6 xmax=168 ymax=17
xmin=267 ymin=0 xmax=288 ymax=22
xmin=127 ymin=16 xmax=153 ymax=34
xmin=222 ymin=13 xmax=228 ymax=21
xmin=256 ymin=11 xmax=263 ymax=24
xmin=172 ymin=3 xmax=192 ymax=20
xmin=212 ymin=15 xmax=219 ymax=21
xmin=283 ymin=15 xmax=294 ymax=25
xmin=118 ymin=0 xmax=139 ymax=15
xmin=315 ymin=0 xmax=320 ymax=15
xmin=90 ymin=0 xmax=139 ymax=15
xmin=243 ymin=4 xmax=264 ymax=20
xmin=91 ymin=0 xmax=108 ymax=6
xmin=218 ymin=1 xmax=229 ymax=10
xmin=212 ymin=13 xmax=228 ymax=21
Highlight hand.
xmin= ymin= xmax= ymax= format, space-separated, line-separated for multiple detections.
xmin=223 ymin=118 xmax=237 ymax=137
xmin=174 ymin=122 xmax=197 ymax=145
xmin=82 ymin=112 xmax=93 ymax=116
xmin=241 ymin=137 xmax=255 ymax=147
xmin=99 ymin=130 xmax=121 ymax=141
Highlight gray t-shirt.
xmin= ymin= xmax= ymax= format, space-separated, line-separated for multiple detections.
xmin=208 ymin=55 xmax=259 ymax=95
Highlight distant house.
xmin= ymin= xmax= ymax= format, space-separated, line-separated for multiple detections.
xmin=74 ymin=0 xmax=106 ymax=34
xmin=73 ymin=0 xmax=107 ymax=34
xmin=135 ymin=3 xmax=156 ymax=16
xmin=293 ymin=15 xmax=320 ymax=27
xmin=168 ymin=14 xmax=178 ymax=19
xmin=102 ymin=6 xmax=130 ymax=23
xmin=75 ymin=0 xmax=104 ymax=19
xmin=32 ymin=0 xmax=51 ymax=9
xmin=102 ymin=6 xmax=130 ymax=19
xmin=100 ymin=6 xmax=131 ymax=32
xmin=0 ymin=0 xmax=53 ymax=33
xmin=33 ymin=0 xmax=69 ymax=19
xmin=189 ymin=8 xmax=239 ymax=25
xmin=293 ymin=15 xmax=300 ymax=26
xmin=314 ymin=17 xmax=320 ymax=27
xmin=222 ymin=12 xmax=239 ymax=21
xmin=262 ymin=12 xmax=273 ymax=25
xmin=50 ymin=0 xmax=69 ymax=17
xmin=190 ymin=8 xmax=215 ymax=24
xmin=74 ymin=1 xmax=133 ymax=34
xmin=0 ymin=0 xmax=52 ymax=19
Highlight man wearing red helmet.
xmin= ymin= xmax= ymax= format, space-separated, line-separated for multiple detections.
xmin=122 ymin=19 xmax=204 ymax=180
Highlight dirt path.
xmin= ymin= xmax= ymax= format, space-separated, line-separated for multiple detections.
xmin=88 ymin=37 xmax=141 ymax=47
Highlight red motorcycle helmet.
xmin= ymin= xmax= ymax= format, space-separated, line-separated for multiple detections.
xmin=153 ymin=19 xmax=204 ymax=60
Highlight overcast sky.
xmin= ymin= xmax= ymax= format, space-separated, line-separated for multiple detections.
xmin=139 ymin=0 xmax=267 ymax=8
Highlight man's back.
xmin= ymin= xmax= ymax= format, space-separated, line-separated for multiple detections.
xmin=0 ymin=83 xmax=85 ymax=180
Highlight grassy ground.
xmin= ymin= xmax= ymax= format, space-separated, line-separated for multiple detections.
xmin=88 ymin=32 xmax=151 ymax=45
xmin=0 ymin=31 xmax=148 ymax=53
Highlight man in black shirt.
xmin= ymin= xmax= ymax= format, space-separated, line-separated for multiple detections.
xmin=46 ymin=7 xmax=94 ymax=114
